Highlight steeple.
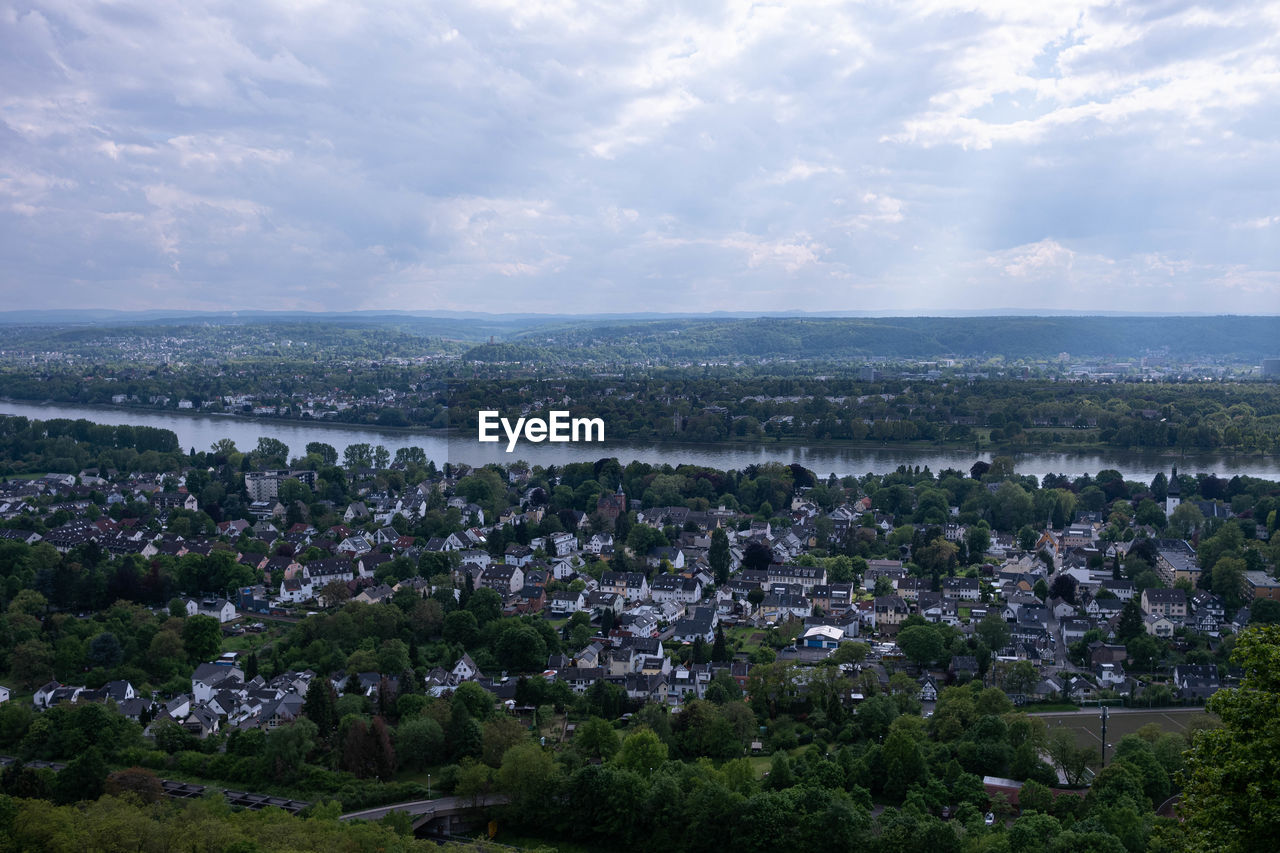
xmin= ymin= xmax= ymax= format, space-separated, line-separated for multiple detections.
xmin=1165 ymin=466 xmax=1182 ymax=517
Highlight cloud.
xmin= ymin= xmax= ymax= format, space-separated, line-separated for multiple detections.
xmin=0 ymin=0 xmax=1278 ymax=313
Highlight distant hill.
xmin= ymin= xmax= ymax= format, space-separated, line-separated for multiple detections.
xmin=464 ymin=315 xmax=1280 ymax=363
xmin=1 ymin=310 xmax=1275 ymax=363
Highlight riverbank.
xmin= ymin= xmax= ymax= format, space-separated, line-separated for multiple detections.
xmin=3 ymin=398 xmax=1277 ymax=482
xmin=4 ymin=396 xmax=1276 ymax=460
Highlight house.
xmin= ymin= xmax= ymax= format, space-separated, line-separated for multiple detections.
xmin=550 ymin=590 xmax=586 ymax=616
xmin=480 ymin=565 xmax=524 ymax=594
xmin=1141 ymin=588 xmax=1188 ymax=622
xmin=187 ymin=598 xmax=238 ymax=623
xmin=191 ymin=662 xmax=244 ymax=704
xmin=1095 ymin=662 xmax=1126 ymax=688
xmin=942 ymin=577 xmax=981 ymax=601
xmin=918 ymin=674 xmax=939 ymax=702
xmin=600 ymin=571 xmax=650 ymax=603
xmin=761 ymin=564 xmax=824 ymax=593
xmin=1099 ymin=580 xmax=1135 ymax=601
xmin=1173 ymin=664 xmax=1220 ymax=701
xmin=872 ymin=595 xmax=910 ymax=631
xmin=279 ymin=575 xmax=314 ymax=604
xmin=354 ymin=584 xmax=396 ymax=604
xmin=671 ymin=607 xmax=718 ymax=644
xmin=504 ymin=544 xmax=535 ymax=567
xmin=1143 ymin=613 xmax=1176 ymax=638
xmin=650 ymin=575 xmax=703 ymax=605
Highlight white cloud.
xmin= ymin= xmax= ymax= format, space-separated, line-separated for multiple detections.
xmin=0 ymin=0 xmax=1278 ymax=313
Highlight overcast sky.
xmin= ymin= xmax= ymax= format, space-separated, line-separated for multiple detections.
xmin=3 ymin=1 xmax=1280 ymax=315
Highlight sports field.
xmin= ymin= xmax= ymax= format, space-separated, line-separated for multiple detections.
xmin=1031 ymin=707 xmax=1215 ymax=753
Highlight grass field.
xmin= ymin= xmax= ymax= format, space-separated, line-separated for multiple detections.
xmin=1031 ymin=708 xmax=1215 ymax=755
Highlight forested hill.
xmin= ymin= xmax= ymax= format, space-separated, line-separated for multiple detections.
xmin=463 ymin=315 xmax=1280 ymax=363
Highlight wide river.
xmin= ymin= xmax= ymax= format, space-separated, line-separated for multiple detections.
xmin=3 ymin=400 xmax=1278 ymax=483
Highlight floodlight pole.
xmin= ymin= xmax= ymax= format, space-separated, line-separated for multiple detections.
xmin=1099 ymin=704 xmax=1109 ymax=767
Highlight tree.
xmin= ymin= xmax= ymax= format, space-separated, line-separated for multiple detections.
xmin=104 ymin=767 xmax=164 ymax=803
xmin=1181 ymin=625 xmax=1280 ymax=851
xmin=615 ymin=728 xmax=668 ymax=775
xmin=742 ymin=541 xmax=773 ymax=572
xmin=1047 ymin=727 xmax=1097 ymax=787
xmin=976 ymin=611 xmax=1011 ymax=652
xmin=575 ymin=716 xmax=621 ymax=761
xmin=87 ymin=631 xmax=124 ymax=670
xmin=881 ymin=727 xmax=928 ymax=802
xmin=482 ymin=715 xmax=529 ymax=768
xmin=306 ymin=442 xmax=338 ymax=464
xmin=181 ymin=614 xmax=222 ymax=663
xmin=396 ymin=716 xmax=444 ymax=771
xmin=897 ymin=625 xmax=944 ymax=669
xmin=466 ymin=587 xmax=503 ymax=625
xmin=253 ymin=437 xmax=290 ymax=465
xmin=1169 ymin=502 xmax=1205 ymax=538
xmin=1116 ymin=600 xmax=1145 ymax=642
xmin=1049 ymin=574 xmax=1077 ymax=605
xmin=1126 ymin=634 xmax=1160 ymax=673
xmin=711 ymin=625 xmax=730 ymax=662
xmin=263 ymin=717 xmax=317 ymax=783
xmin=1211 ymin=556 xmax=1247 ymax=612
xmin=499 ymin=742 xmax=562 ymax=824
xmin=1250 ymin=598 xmax=1280 ymax=625
xmin=303 ymin=678 xmax=339 ymax=740
xmin=11 ymin=640 xmax=55 ymax=688
xmin=53 ymin=746 xmax=107 ymax=804
xmin=710 ymin=527 xmax=731 ymax=585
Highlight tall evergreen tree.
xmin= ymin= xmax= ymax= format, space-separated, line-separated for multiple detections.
xmin=302 ymin=678 xmax=338 ymax=740
xmin=711 ymin=625 xmax=730 ymax=663
xmin=1117 ymin=599 xmax=1145 ymax=642
xmin=709 ymin=527 xmax=731 ymax=585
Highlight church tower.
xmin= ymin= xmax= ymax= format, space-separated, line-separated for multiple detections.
xmin=1165 ymin=466 xmax=1181 ymax=518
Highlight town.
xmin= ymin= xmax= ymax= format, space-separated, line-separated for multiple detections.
xmin=1 ymin=411 xmax=1276 ymax=848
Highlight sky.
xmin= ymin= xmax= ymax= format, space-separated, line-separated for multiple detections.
xmin=3 ymin=0 xmax=1280 ymax=315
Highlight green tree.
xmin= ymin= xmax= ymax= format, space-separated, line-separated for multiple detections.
xmin=303 ymin=678 xmax=339 ymax=740
xmin=1116 ymin=599 xmax=1145 ymax=642
xmin=881 ymin=727 xmax=928 ymax=802
xmin=263 ymin=717 xmax=317 ymax=783
xmin=710 ymin=527 xmax=731 ymax=585
xmin=1181 ymin=625 xmax=1280 ymax=851
xmin=614 ymin=727 xmax=668 ymax=775
xmin=181 ymin=614 xmax=223 ymax=663
xmin=897 ymin=624 xmax=944 ymax=669
xmin=53 ymin=746 xmax=107 ymax=804
xmin=574 ymin=716 xmax=621 ymax=761
xmin=498 ymin=742 xmax=562 ymax=825
xmin=395 ymin=717 xmax=444 ymax=771
xmin=711 ymin=625 xmax=730 ymax=662
xmin=465 ymin=587 xmax=503 ymax=626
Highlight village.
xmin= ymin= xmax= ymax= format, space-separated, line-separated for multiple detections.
xmin=6 ymin=450 xmax=1274 ymax=751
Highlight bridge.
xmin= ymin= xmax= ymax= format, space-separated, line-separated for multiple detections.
xmin=340 ymin=794 xmax=508 ymax=835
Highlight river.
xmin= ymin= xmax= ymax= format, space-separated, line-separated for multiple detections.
xmin=2 ymin=400 xmax=1278 ymax=483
